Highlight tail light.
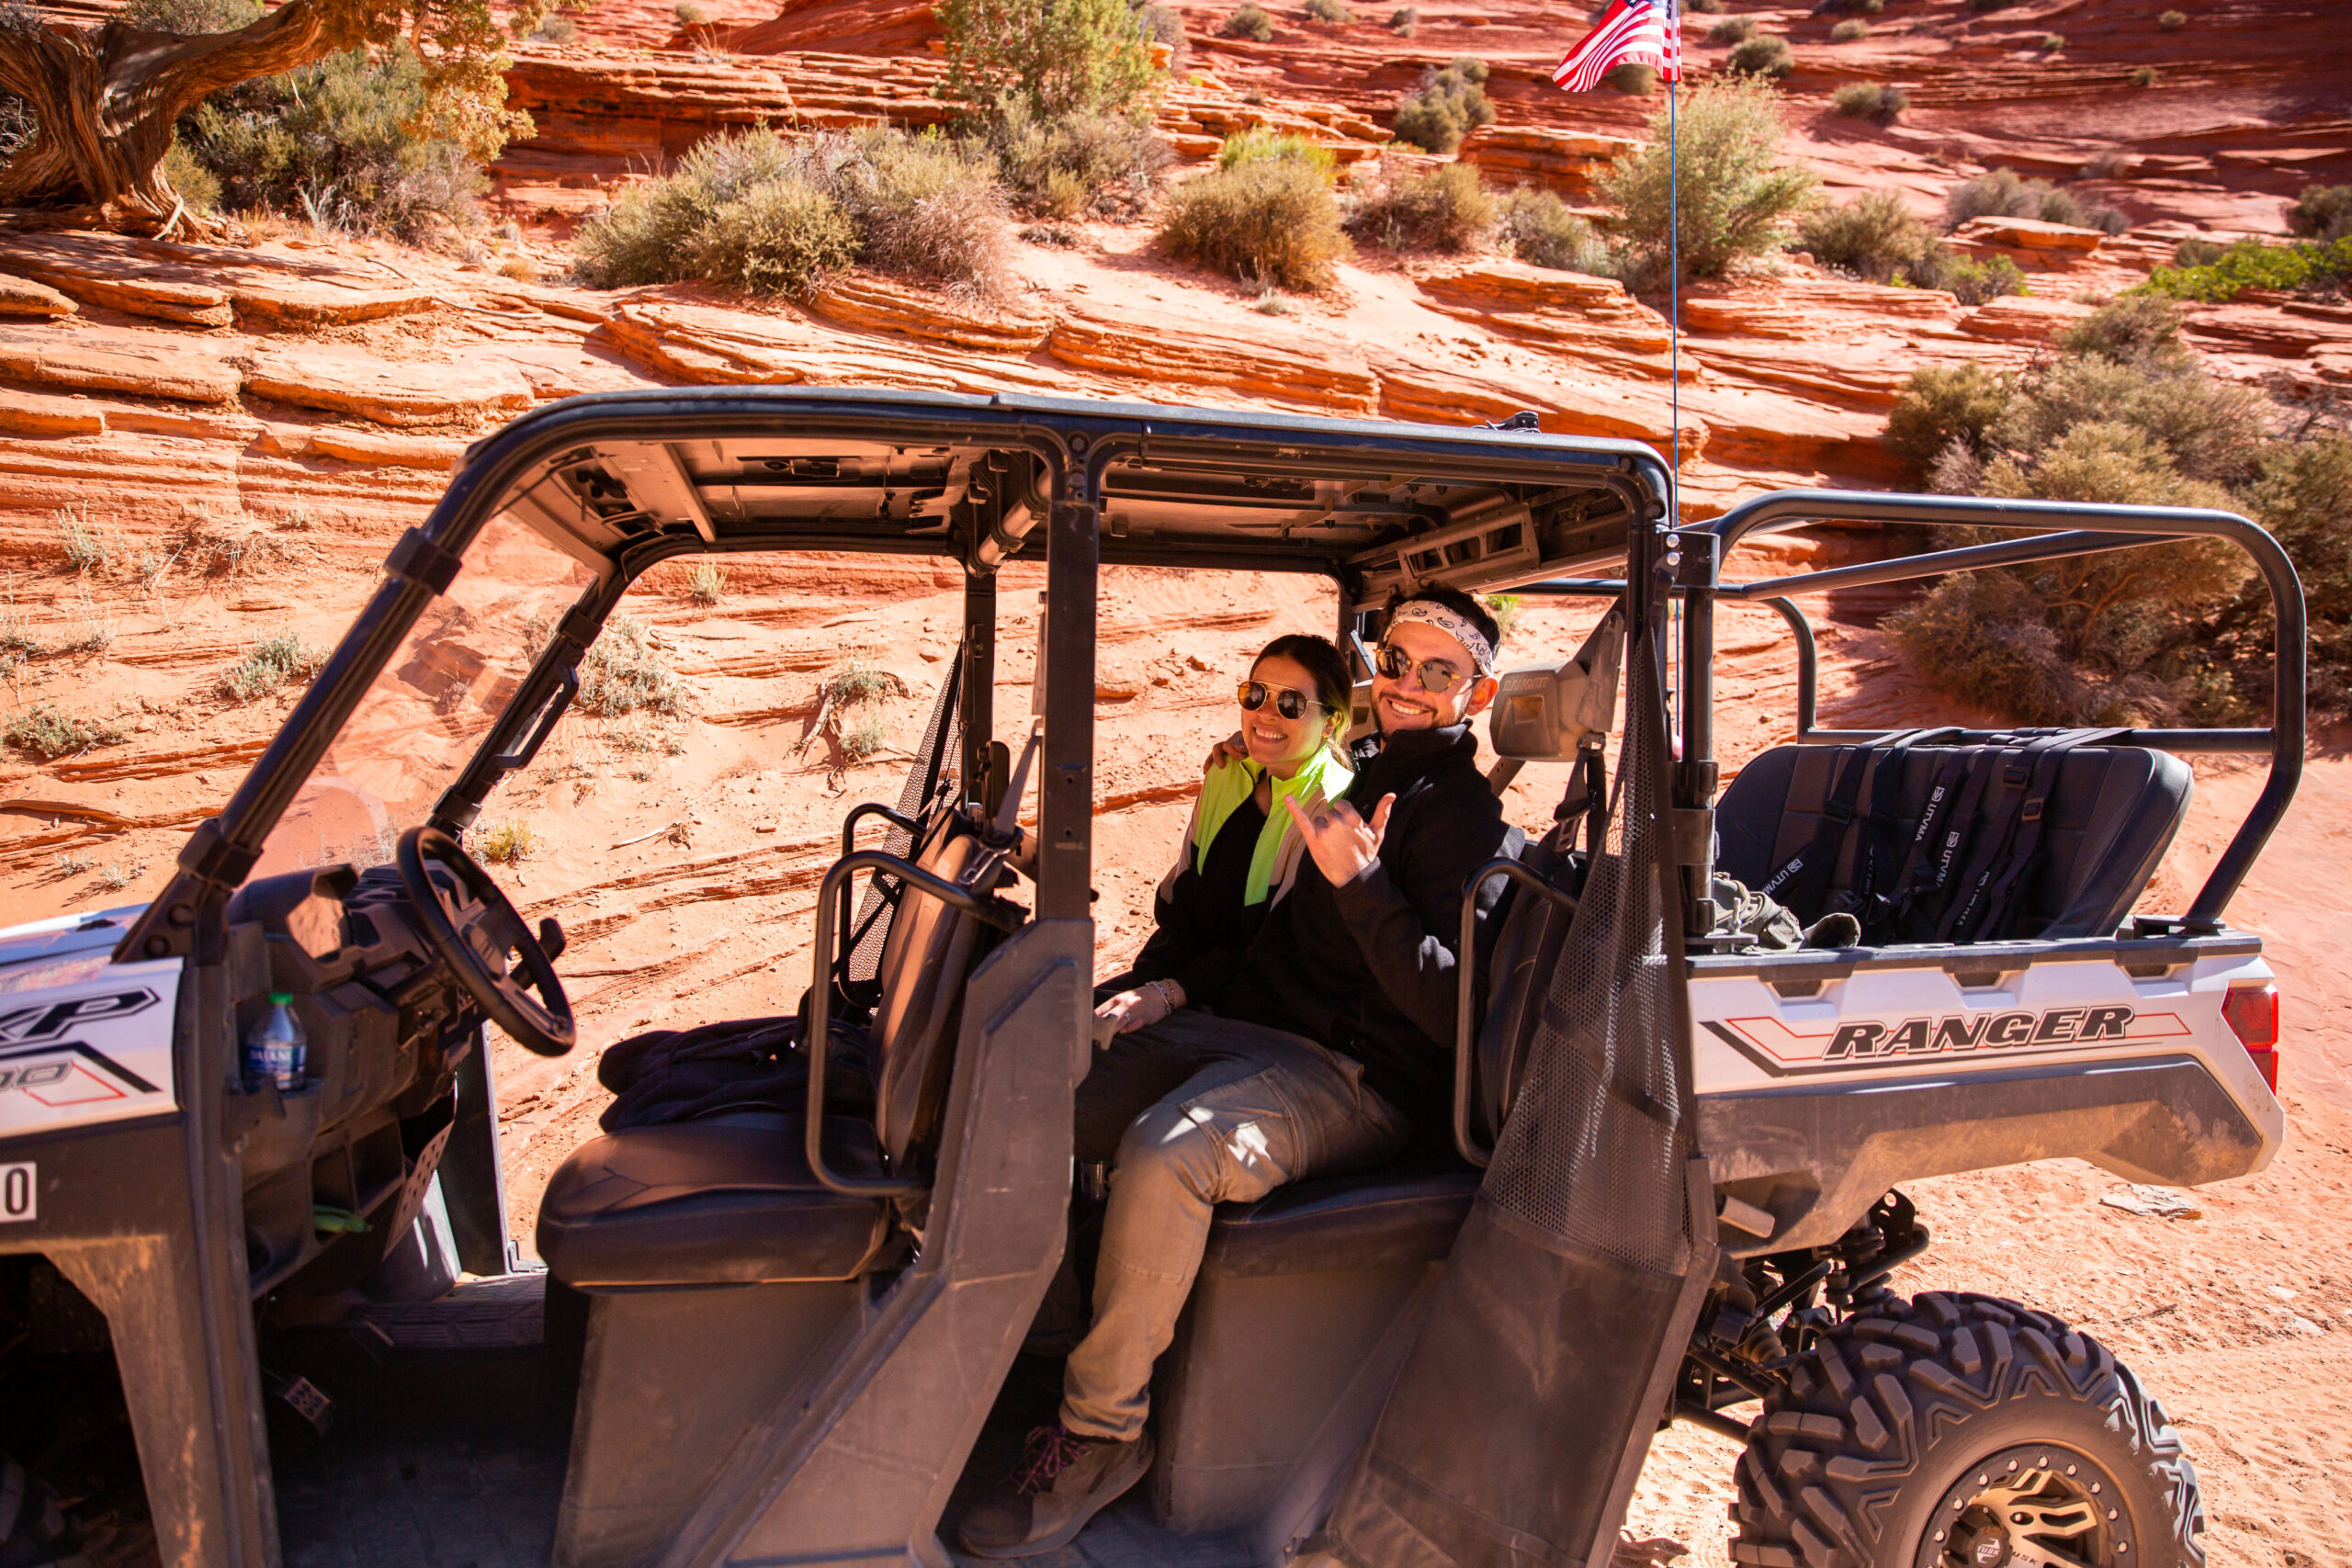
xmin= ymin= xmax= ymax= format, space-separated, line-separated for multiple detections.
xmin=2222 ymin=983 xmax=2278 ymax=1092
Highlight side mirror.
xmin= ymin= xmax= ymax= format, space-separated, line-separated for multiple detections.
xmin=1488 ymin=604 xmax=1625 ymax=761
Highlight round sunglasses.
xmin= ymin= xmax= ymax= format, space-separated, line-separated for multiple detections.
xmin=1236 ymin=680 xmax=1334 ymax=721
xmin=1374 ymin=642 xmax=1469 ymax=694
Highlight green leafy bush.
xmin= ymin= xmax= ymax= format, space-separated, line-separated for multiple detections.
xmin=1223 ymin=2 xmax=1273 ymax=39
xmin=1884 ymin=363 xmax=2012 ymax=471
xmin=937 ymin=0 xmax=1161 ymax=124
xmin=1706 ymin=16 xmax=1754 ymax=44
xmin=576 ymin=128 xmax=1009 ymax=299
xmin=1219 ymin=127 xmax=1335 ymax=177
xmin=1499 ymin=188 xmax=1611 ymax=273
xmin=994 ymin=105 xmax=1172 ymax=218
xmin=1390 ymin=57 xmax=1493 ymax=154
xmin=2141 ymin=235 xmax=2352 ymax=303
xmin=1798 ymin=190 xmax=1934 ymax=281
xmin=1830 ymin=81 xmax=1905 ymax=123
xmin=1726 ymin=34 xmax=1793 ymax=77
xmin=1159 ymin=145 xmax=1349 ymax=289
xmin=1829 ymin=19 xmax=1870 ymax=41
xmin=181 ymin=46 xmax=481 ymax=243
xmin=1346 ymin=162 xmax=1495 ymax=252
xmin=1943 ymin=166 xmax=2124 ymax=235
xmin=2287 ymin=184 xmax=2352 ymax=242
xmin=1600 ymin=77 xmax=1818 ymax=287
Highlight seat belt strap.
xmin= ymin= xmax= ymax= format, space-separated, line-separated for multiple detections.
xmin=1938 ymin=730 xmax=2107 ymax=942
xmin=1975 ymin=728 xmax=2128 ymax=940
xmin=1874 ymin=743 xmax=1974 ymax=942
xmin=1759 ymin=744 xmax=1879 ymax=917
xmin=1849 ymin=728 xmax=1959 ymax=929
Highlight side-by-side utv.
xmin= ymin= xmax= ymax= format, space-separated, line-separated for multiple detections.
xmin=0 ymin=390 xmax=2301 ymax=1568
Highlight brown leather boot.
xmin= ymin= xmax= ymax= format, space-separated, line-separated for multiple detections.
xmin=955 ymin=1423 xmax=1153 ymax=1559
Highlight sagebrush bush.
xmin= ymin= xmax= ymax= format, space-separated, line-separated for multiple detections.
xmin=159 ymin=139 xmax=220 ymax=213
xmin=1390 ymin=57 xmax=1493 ymax=154
xmin=1829 ymin=19 xmax=1870 ymax=41
xmin=4 ymin=705 xmax=123 ymax=760
xmin=1224 ymin=2 xmax=1273 ymax=39
xmin=2130 ymin=66 xmax=2157 ymax=86
xmin=2035 ymin=31 xmax=2064 ymax=51
xmin=1706 ymin=16 xmax=1754 ymax=44
xmin=2052 ymin=293 xmax=2183 ymax=362
xmin=1688 ymin=0 xmax=1722 ymax=12
xmin=2235 ymin=434 xmax=2352 ymax=714
xmin=1346 ymin=162 xmax=1495 ymax=252
xmin=582 ymin=618 xmax=687 ymax=718
xmin=1501 ymin=187 xmax=1613 ymax=274
xmin=1304 ymin=0 xmax=1351 ymax=20
xmin=220 ymin=634 xmax=325 ymax=702
xmin=1388 ymin=6 xmax=1416 ymax=32
xmin=1219 ymin=127 xmax=1336 ymax=177
xmin=2288 ymin=184 xmax=2352 ymax=243
xmin=1917 ymin=251 xmax=2028 ymax=304
xmin=1603 ymin=62 xmax=1659 ymax=95
xmin=576 ymin=128 xmax=1009 ymax=300
xmin=182 ymin=46 xmax=481 ymax=243
xmin=1885 ymin=364 xmax=2012 ymax=471
xmin=1600 ymin=77 xmax=1818 ymax=287
xmin=1798 ymin=190 xmax=1934 ymax=282
xmin=1726 ymin=34 xmax=1793 ymax=77
xmin=1943 ymin=166 xmax=2125 ymax=235
xmin=1830 ymin=81 xmax=1905 ymax=123
xmin=937 ymin=0 xmax=1161 ymax=123
xmin=2004 ymin=352 xmax=2269 ymax=488
xmin=994 ymin=106 xmax=1171 ymax=218
xmin=2157 ymin=6 xmax=2187 ymax=25
xmin=1159 ymin=151 xmax=1348 ymax=289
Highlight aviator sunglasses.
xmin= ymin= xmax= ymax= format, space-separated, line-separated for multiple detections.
xmin=1374 ymin=642 xmax=1469 ymax=694
xmin=1236 ymin=680 xmax=1333 ymax=722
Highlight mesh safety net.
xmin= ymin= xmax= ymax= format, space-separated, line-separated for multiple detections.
xmin=1328 ymin=627 xmax=1705 ymax=1568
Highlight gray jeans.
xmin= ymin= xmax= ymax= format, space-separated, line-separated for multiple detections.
xmin=1060 ymin=1010 xmax=1411 ymax=1440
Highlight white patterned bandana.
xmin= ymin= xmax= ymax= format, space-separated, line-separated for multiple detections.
xmin=1387 ymin=599 xmax=1497 ymax=676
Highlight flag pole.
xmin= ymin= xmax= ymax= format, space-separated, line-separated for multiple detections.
xmin=1667 ymin=22 xmax=1679 ymax=507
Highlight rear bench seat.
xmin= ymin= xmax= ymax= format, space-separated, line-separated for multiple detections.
xmin=1714 ymin=739 xmax=2193 ymax=941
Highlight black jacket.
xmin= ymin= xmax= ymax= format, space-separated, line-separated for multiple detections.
xmin=1206 ymin=724 xmax=1518 ymax=1127
xmin=1125 ymin=796 xmax=1266 ymax=1004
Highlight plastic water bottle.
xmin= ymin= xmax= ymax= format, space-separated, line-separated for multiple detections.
xmin=246 ymin=992 xmax=306 ymax=1094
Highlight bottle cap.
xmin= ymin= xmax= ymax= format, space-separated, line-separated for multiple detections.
xmin=269 ymin=992 xmax=294 ymax=1006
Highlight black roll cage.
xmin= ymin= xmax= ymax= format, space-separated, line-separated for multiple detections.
xmin=1513 ymin=491 xmax=2304 ymax=936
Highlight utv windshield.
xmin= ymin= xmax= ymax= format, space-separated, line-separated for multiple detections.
xmin=253 ymin=513 xmax=596 ymax=879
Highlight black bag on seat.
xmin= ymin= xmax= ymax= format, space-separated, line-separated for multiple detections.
xmin=596 ymin=1014 xmax=875 ymax=1134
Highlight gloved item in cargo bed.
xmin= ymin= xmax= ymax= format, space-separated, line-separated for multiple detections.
xmin=1705 ymin=873 xmax=1860 ymax=953
xmin=595 ymin=1014 xmax=875 ymax=1133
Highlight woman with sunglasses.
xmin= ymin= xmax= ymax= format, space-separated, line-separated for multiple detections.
xmin=1091 ymin=634 xmax=1355 ymax=1040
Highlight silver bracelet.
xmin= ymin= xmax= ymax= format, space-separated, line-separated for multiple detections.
xmin=1149 ymin=979 xmax=1177 ymax=1012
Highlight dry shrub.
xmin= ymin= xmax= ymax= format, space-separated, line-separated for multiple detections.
xmin=1391 ymin=57 xmax=1493 ymax=154
xmin=2289 ymin=184 xmax=2352 ymax=243
xmin=1798 ymin=189 xmax=1934 ymax=281
xmin=1829 ymin=19 xmax=1871 ymax=41
xmin=1304 ymin=0 xmax=1351 ymax=20
xmin=1830 ymin=81 xmax=1905 ymax=124
xmin=576 ymin=127 xmax=1009 ymax=301
xmin=1500 ymin=187 xmax=1612 ymax=274
xmin=2156 ymin=7 xmax=2186 ymax=26
xmin=1159 ymin=150 xmax=1348 ymax=289
xmin=1706 ymin=16 xmax=1754 ymax=44
xmin=997 ymin=107 xmax=1170 ymax=218
xmin=1346 ymin=162 xmax=1494 ymax=252
xmin=1223 ymin=2 xmax=1273 ymax=39
xmin=1726 ymin=34 xmax=1793 ymax=77
xmin=1884 ymin=363 xmax=2012 ymax=471
xmin=1603 ymin=62 xmax=1659 ymax=95
xmin=1388 ymin=6 xmax=1416 ymax=32
xmin=1944 ymin=166 xmax=2125 ymax=235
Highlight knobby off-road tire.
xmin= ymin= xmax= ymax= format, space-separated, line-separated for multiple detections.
xmin=1730 ymin=1291 xmax=2204 ymax=1568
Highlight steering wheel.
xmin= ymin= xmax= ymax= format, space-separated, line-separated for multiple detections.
xmin=396 ymin=825 xmax=576 ymax=1057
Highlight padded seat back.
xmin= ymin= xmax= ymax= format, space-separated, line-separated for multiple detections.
xmin=868 ymin=812 xmax=1005 ymax=1170
xmin=1464 ymin=845 xmax=1581 ymax=1150
xmin=1715 ymin=740 xmax=2192 ymax=942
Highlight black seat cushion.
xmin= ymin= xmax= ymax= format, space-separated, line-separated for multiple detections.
xmin=537 ymin=1112 xmax=895 ymax=1289
xmin=1715 ymin=741 xmax=2191 ymax=941
xmin=1204 ymin=1170 xmax=1479 ymax=1279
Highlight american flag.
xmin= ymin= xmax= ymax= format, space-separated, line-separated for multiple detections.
xmin=1554 ymin=0 xmax=1683 ymax=92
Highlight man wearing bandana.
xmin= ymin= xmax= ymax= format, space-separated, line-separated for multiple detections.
xmin=960 ymin=586 xmax=1518 ymax=1558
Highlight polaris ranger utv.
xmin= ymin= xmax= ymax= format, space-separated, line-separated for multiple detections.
xmin=0 ymin=390 xmax=2300 ymax=1568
